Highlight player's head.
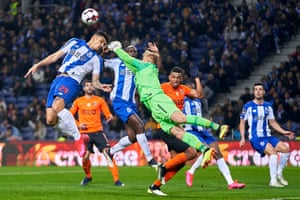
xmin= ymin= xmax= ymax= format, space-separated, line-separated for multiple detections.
xmin=142 ymin=50 xmax=160 ymax=66
xmin=89 ymin=30 xmax=108 ymax=54
xmin=83 ymin=80 xmax=95 ymax=95
xmin=253 ymin=82 xmax=265 ymax=101
xmin=168 ymin=66 xmax=183 ymax=88
xmin=125 ymin=45 xmax=138 ymax=58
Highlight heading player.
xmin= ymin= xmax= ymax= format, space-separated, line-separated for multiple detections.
xmin=24 ymin=31 xmax=112 ymax=156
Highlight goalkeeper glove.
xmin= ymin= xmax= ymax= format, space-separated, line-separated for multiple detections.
xmin=108 ymin=41 xmax=122 ymax=51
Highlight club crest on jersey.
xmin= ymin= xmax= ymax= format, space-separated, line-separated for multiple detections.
xmin=87 ymin=52 xmax=93 ymax=58
xmin=260 ymin=141 xmax=265 ymax=147
xmin=126 ymin=107 xmax=132 ymax=113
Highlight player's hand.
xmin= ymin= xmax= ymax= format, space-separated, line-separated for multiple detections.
xmin=108 ymin=41 xmax=122 ymax=51
xmin=239 ymin=138 xmax=245 ymax=147
xmin=24 ymin=64 xmax=39 ymax=78
xmin=147 ymin=42 xmax=159 ymax=53
xmin=106 ymin=115 xmax=113 ymax=123
xmin=284 ymin=131 xmax=295 ymax=140
xmin=188 ymin=64 xmax=200 ymax=78
xmin=78 ymin=124 xmax=87 ymax=130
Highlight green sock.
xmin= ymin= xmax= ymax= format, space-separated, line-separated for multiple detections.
xmin=182 ymin=132 xmax=207 ymax=152
xmin=186 ymin=115 xmax=219 ymax=130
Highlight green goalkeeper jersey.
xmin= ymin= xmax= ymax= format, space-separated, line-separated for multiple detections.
xmin=114 ymin=48 xmax=163 ymax=102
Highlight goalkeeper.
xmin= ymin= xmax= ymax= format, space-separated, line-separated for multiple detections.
xmin=108 ymin=41 xmax=229 ymax=168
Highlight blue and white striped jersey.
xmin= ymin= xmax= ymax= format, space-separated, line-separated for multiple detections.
xmin=58 ymin=38 xmax=103 ymax=83
xmin=240 ymin=101 xmax=275 ymax=140
xmin=104 ymin=58 xmax=136 ymax=103
xmin=183 ymin=97 xmax=203 ymax=132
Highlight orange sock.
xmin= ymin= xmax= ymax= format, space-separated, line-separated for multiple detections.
xmin=164 ymin=163 xmax=185 ymax=183
xmin=82 ymin=159 xmax=91 ymax=178
xmin=164 ymin=153 xmax=188 ymax=170
xmin=108 ymin=159 xmax=119 ymax=182
xmin=153 ymin=179 xmax=162 ymax=187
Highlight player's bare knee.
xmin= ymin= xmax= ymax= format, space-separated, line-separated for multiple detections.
xmin=170 ymin=111 xmax=186 ymax=123
xmin=170 ymin=127 xmax=184 ymax=139
xmin=46 ymin=116 xmax=58 ymax=126
xmin=185 ymin=147 xmax=197 ymax=160
xmin=214 ymin=151 xmax=223 ymax=159
xmin=128 ymin=134 xmax=137 ymax=143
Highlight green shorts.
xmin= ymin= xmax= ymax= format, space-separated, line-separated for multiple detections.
xmin=143 ymin=93 xmax=180 ymax=134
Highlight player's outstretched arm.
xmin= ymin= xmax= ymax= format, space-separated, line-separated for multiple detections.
xmin=108 ymin=41 xmax=138 ymax=73
xmin=24 ymin=49 xmax=65 ymax=78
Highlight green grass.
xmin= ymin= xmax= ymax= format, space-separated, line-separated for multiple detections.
xmin=0 ymin=166 xmax=299 ymax=200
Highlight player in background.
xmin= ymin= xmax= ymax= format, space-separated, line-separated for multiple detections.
xmin=104 ymin=45 xmax=157 ymax=167
xmin=24 ymin=31 xmax=112 ymax=157
xmin=183 ymin=81 xmax=245 ymax=189
xmin=160 ymin=66 xmax=203 ymax=111
xmin=239 ymin=82 xmax=295 ymax=187
xmin=107 ymin=41 xmax=230 ymax=172
xmin=70 ymin=80 xmax=124 ymax=186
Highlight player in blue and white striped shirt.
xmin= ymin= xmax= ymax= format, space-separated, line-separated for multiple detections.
xmin=184 ymin=82 xmax=245 ymax=190
xmin=240 ymin=82 xmax=295 ymax=187
xmin=24 ymin=31 xmax=112 ymax=157
xmin=105 ymin=45 xmax=157 ymax=167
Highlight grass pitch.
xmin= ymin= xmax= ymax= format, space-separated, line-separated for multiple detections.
xmin=0 ymin=166 xmax=299 ymax=200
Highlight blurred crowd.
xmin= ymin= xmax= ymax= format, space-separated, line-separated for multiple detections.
xmin=0 ymin=0 xmax=299 ymax=141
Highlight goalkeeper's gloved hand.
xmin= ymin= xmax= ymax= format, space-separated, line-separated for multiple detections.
xmin=108 ymin=41 xmax=122 ymax=51
xmin=189 ymin=65 xmax=200 ymax=78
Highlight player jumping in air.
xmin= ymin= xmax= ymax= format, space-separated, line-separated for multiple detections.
xmin=24 ymin=31 xmax=112 ymax=157
xmin=107 ymin=41 xmax=229 ymax=170
xmin=104 ymin=45 xmax=157 ymax=167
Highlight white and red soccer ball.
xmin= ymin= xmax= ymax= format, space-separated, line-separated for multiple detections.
xmin=81 ymin=8 xmax=99 ymax=26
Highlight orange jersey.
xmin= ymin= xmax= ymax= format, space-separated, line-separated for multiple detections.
xmin=161 ymin=82 xmax=192 ymax=110
xmin=70 ymin=95 xmax=112 ymax=134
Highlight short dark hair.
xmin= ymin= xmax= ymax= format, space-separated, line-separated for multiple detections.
xmin=253 ymin=82 xmax=264 ymax=90
xmin=170 ymin=66 xmax=183 ymax=74
xmin=94 ymin=30 xmax=108 ymax=42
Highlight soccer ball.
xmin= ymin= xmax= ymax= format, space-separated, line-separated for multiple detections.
xmin=81 ymin=8 xmax=99 ymax=26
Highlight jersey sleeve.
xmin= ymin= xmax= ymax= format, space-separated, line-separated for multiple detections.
xmin=267 ymin=104 xmax=275 ymax=120
xmin=60 ymin=38 xmax=78 ymax=53
xmin=104 ymin=58 xmax=116 ymax=69
xmin=99 ymin=97 xmax=112 ymax=119
xmin=114 ymin=48 xmax=140 ymax=73
xmin=240 ymin=104 xmax=248 ymax=120
xmin=91 ymin=56 xmax=103 ymax=75
xmin=183 ymin=85 xmax=192 ymax=96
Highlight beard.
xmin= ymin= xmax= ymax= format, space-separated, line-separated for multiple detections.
xmin=255 ymin=96 xmax=263 ymax=101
